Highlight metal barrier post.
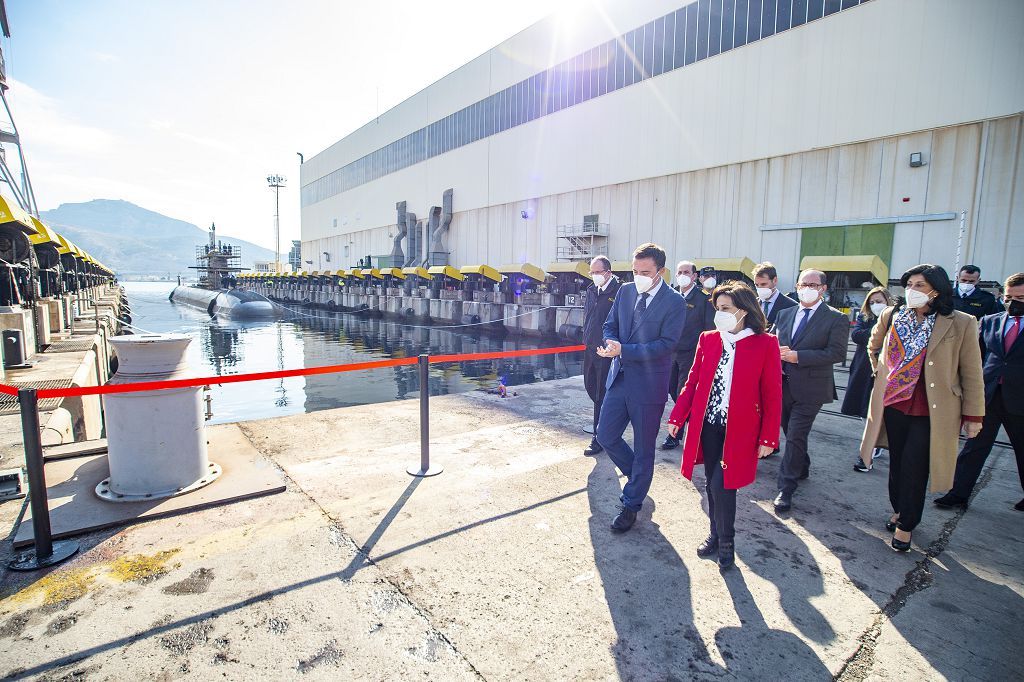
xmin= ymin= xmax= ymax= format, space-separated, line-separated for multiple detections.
xmin=407 ymin=353 xmax=442 ymax=477
xmin=8 ymin=388 xmax=79 ymax=571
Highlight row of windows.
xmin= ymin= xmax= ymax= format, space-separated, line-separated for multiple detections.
xmin=302 ymin=0 xmax=869 ymax=206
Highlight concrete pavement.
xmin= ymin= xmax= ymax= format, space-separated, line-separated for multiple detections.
xmin=0 ymin=377 xmax=1020 ymax=680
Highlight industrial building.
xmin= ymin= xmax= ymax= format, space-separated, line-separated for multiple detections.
xmin=299 ymin=0 xmax=1024 ymax=308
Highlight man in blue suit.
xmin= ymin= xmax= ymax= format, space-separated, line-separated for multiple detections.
xmin=936 ymin=272 xmax=1024 ymax=512
xmin=596 ymin=243 xmax=687 ymax=532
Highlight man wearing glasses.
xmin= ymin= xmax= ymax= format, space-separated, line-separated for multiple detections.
xmin=772 ymin=269 xmax=850 ymax=512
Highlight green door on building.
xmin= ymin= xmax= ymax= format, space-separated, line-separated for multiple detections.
xmin=799 ymin=224 xmax=895 ymax=268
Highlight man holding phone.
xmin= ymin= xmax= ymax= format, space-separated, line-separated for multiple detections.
xmin=595 ymin=243 xmax=687 ymax=532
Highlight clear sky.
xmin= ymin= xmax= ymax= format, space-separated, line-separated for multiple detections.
xmin=2 ymin=0 xmax=561 ymax=252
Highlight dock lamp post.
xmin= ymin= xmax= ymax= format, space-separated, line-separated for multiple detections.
xmin=267 ymin=174 xmax=287 ymax=273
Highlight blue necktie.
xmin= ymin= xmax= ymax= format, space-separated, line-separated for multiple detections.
xmin=632 ymin=292 xmax=649 ymax=332
xmin=792 ymin=307 xmax=812 ymax=344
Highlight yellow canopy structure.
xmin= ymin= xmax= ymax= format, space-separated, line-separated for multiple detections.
xmin=695 ymin=257 xmax=758 ymax=278
xmin=402 ymin=266 xmax=432 ymax=280
xmin=497 ymin=263 xmax=546 ymax=283
xmin=0 ymin=196 xmax=37 ymax=234
xmin=428 ymin=265 xmax=464 ymax=281
xmin=799 ymin=255 xmax=889 ymax=286
xmin=546 ymin=261 xmax=592 ymax=279
xmin=460 ymin=264 xmax=502 ymax=282
xmin=381 ymin=267 xmax=406 ymax=279
xmin=28 ymin=218 xmax=61 ymax=247
xmin=360 ymin=268 xmax=383 ymax=279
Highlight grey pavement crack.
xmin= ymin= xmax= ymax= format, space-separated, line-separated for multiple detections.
xmin=834 ymin=449 xmax=1000 ymax=681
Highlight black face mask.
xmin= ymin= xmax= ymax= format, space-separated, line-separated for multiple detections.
xmin=1007 ymin=300 xmax=1024 ymax=317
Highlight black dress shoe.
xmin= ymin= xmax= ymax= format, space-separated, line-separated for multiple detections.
xmin=1016 ymin=499 xmax=1024 ymax=512
xmin=610 ymin=506 xmax=637 ymax=532
xmin=696 ymin=534 xmax=719 ymax=558
xmin=717 ymin=541 xmax=735 ymax=570
xmin=891 ymin=535 xmax=912 ymax=552
xmin=660 ymin=435 xmax=680 ymax=450
xmin=853 ymin=460 xmax=872 ymax=472
xmin=933 ymin=493 xmax=968 ymax=509
xmin=584 ymin=440 xmax=603 ymax=456
xmin=773 ymin=492 xmax=792 ymax=512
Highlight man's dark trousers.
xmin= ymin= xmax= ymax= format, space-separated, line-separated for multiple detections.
xmin=597 ymin=373 xmax=665 ymax=511
xmin=583 ymin=352 xmax=612 ymax=433
xmin=778 ymin=378 xmax=823 ymax=494
xmin=949 ymin=387 xmax=1024 ymax=498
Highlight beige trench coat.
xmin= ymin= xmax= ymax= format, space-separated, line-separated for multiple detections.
xmin=857 ymin=307 xmax=985 ymax=492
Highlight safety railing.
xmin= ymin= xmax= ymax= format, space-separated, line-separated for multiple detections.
xmin=2 ymin=344 xmax=585 ymax=571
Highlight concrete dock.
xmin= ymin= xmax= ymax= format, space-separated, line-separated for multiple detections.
xmin=0 ymin=377 xmax=1020 ymax=680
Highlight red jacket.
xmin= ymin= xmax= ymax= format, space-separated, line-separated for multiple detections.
xmin=667 ymin=331 xmax=783 ymax=489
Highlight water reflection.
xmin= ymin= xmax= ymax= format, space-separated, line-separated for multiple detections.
xmin=122 ymin=282 xmax=583 ymax=425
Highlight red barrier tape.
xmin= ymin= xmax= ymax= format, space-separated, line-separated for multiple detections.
xmin=0 ymin=345 xmax=586 ymax=400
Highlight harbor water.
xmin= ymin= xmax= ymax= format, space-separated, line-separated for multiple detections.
xmin=121 ymin=282 xmax=584 ymax=424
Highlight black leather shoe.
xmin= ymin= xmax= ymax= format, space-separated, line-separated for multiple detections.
xmin=717 ymin=541 xmax=735 ymax=570
xmin=1016 ymin=499 xmax=1024 ymax=512
xmin=610 ymin=506 xmax=637 ymax=532
xmin=853 ymin=460 xmax=872 ymax=472
xmin=660 ymin=436 xmax=680 ymax=450
xmin=891 ymin=535 xmax=912 ymax=552
xmin=584 ymin=440 xmax=603 ymax=456
xmin=773 ymin=492 xmax=792 ymax=512
xmin=696 ymin=534 xmax=719 ymax=558
xmin=885 ymin=517 xmax=898 ymax=532
xmin=933 ymin=493 xmax=968 ymax=509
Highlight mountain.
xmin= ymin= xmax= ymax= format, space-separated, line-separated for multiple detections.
xmin=40 ymin=199 xmax=278 ymax=276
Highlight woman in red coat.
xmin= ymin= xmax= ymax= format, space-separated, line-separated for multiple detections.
xmin=666 ymin=282 xmax=783 ymax=569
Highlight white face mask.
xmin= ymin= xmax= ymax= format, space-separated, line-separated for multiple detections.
xmin=714 ymin=310 xmax=741 ymax=333
xmin=958 ymin=283 xmax=975 ymax=296
xmin=798 ymin=287 xmax=821 ymax=304
xmin=905 ymin=288 xmax=932 ymax=309
xmin=869 ymin=302 xmax=887 ymax=317
xmin=755 ymin=287 xmax=774 ymax=301
xmin=591 ymin=273 xmax=607 ymax=288
xmin=633 ymin=274 xmax=655 ymax=292
xmin=702 ymin=277 xmax=717 ymax=289
xmin=676 ymin=274 xmax=692 ymax=289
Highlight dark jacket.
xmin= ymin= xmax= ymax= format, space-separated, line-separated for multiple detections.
xmin=775 ymin=303 xmax=851 ymax=404
xmin=674 ymin=285 xmax=715 ymax=354
xmin=582 ymin=278 xmax=620 ymax=350
xmin=840 ymin=313 xmax=877 ymax=417
xmin=980 ymin=311 xmax=1024 ymax=414
xmin=603 ymin=282 xmax=687 ymax=403
xmin=953 ymin=288 xmax=1001 ymax=320
xmin=764 ymin=290 xmax=797 ymax=328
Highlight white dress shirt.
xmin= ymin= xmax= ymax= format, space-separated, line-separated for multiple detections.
xmin=791 ymin=299 xmax=823 ymax=338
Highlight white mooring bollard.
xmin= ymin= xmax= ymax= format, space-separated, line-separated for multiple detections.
xmin=97 ymin=334 xmax=221 ymax=502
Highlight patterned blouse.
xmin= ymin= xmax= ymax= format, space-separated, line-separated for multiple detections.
xmin=704 ymin=347 xmax=730 ymax=427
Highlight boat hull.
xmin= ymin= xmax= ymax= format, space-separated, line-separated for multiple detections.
xmin=170 ymin=286 xmax=280 ymax=319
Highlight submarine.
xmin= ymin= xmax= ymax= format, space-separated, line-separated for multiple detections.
xmin=169 ymin=222 xmax=280 ymax=320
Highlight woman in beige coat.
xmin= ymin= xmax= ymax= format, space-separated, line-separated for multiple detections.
xmin=857 ymin=264 xmax=985 ymax=551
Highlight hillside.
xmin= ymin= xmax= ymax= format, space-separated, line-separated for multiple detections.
xmin=40 ymin=199 xmax=277 ymax=276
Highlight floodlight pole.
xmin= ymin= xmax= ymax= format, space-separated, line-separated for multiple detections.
xmin=267 ymin=174 xmax=287 ymax=272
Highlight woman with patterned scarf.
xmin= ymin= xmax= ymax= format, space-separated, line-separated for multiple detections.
xmin=857 ymin=264 xmax=985 ymax=551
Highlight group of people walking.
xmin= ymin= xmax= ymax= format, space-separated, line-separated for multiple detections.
xmin=582 ymin=243 xmax=1023 ymax=570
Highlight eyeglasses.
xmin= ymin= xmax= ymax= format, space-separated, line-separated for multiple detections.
xmin=796 ymin=283 xmax=825 ymax=290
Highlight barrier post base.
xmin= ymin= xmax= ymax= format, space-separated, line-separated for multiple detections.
xmin=7 ymin=540 xmax=79 ymax=572
xmin=406 ymin=464 xmax=443 ymax=478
